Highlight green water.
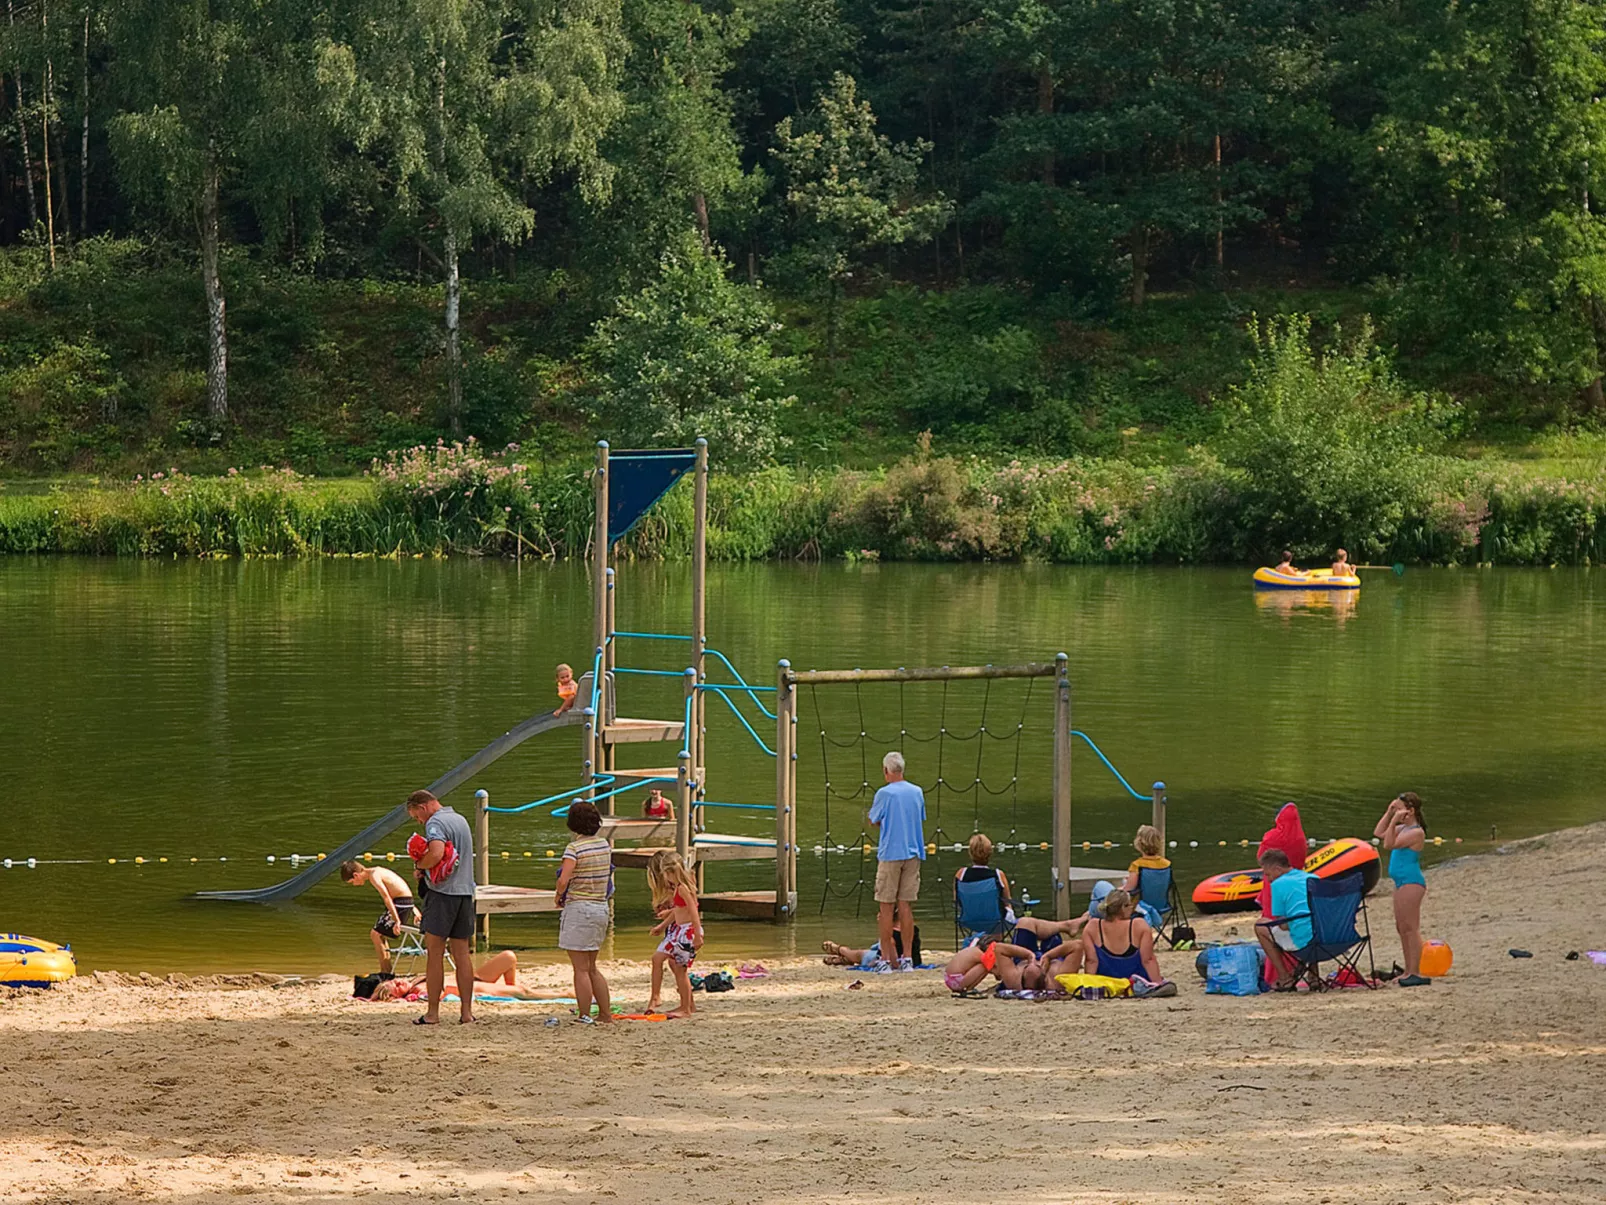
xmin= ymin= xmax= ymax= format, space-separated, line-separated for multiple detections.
xmin=3 ymin=559 xmax=1603 ymax=974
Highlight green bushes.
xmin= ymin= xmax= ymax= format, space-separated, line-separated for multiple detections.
xmin=1214 ymin=315 xmax=1455 ymax=561
xmin=2 ymin=449 xmax=1603 ymax=563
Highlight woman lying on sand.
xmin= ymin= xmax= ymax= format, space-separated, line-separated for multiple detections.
xmin=369 ymin=951 xmax=569 ymax=1003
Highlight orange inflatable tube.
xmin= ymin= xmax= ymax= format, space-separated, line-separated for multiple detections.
xmin=1191 ymin=837 xmax=1381 ymax=914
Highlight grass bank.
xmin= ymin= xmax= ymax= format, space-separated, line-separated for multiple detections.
xmin=2 ymin=445 xmax=1600 ymax=565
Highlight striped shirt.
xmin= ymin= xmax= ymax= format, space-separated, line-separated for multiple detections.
xmin=562 ymin=836 xmax=613 ymax=902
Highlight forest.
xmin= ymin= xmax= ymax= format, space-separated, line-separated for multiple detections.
xmin=0 ymin=0 xmax=1604 ymax=562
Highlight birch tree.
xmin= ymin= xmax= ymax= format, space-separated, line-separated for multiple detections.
xmin=356 ymin=0 xmax=625 ymax=435
xmin=106 ymin=0 xmax=354 ymax=423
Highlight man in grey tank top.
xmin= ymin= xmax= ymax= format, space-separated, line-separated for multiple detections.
xmin=405 ymin=789 xmax=477 ymax=1024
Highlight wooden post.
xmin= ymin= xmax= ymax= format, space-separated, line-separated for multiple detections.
xmin=474 ymin=789 xmax=491 ymax=946
xmin=1052 ymin=652 xmax=1072 ymax=920
xmin=789 ymin=706 xmax=799 ymax=916
xmin=682 ymin=667 xmax=699 ymax=806
xmin=1151 ymin=782 xmax=1167 ymax=850
xmin=603 ymin=568 xmax=617 ymax=784
xmin=592 ymin=441 xmax=610 ymax=793
xmin=581 ymin=706 xmax=595 ymax=798
xmin=675 ymin=749 xmax=693 ymax=865
xmin=692 ymin=438 xmax=708 ymax=775
xmin=776 ymin=660 xmax=793 ymax=916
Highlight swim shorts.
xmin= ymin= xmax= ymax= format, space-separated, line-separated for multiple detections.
xmin=421 ymin=891 xmax=475 ymax=942
xmin=657 ymin=921 xmax=698 ymax=968
xmin=372 ymin=900 xmax=416 ymax=939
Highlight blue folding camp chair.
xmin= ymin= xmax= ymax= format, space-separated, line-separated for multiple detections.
xmin=1273 ymin=871 xmax=1376 ymax=990
xmin=954 ymin=873 xmax=1011 ymax=948
xmin=1136 ymin=865 xmax=1194 ymax=947
xmin=388 ymin=925 xmax=454 ymax=978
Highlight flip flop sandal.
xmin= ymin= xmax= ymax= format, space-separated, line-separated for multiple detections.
xmin=413 ymin=1016 xmax=438 ymax=1025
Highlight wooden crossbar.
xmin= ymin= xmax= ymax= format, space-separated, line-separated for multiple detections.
xmin=784 ymin=663 xmax=1060 ymax=685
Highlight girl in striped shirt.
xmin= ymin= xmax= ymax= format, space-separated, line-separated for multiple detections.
xmin=555 ymin=800 xmax=613 ymax=1023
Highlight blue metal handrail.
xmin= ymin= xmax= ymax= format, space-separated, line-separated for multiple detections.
xmin=552 ymin=775 xmax=679 ymax=817
xmin=614 ymin=630 xmax=691 ymax=641
xmin=703 ymin=684 xmax=776 ymax=756
xmin=698 ymin=800 xmax=777 ymax=811
xmin=1070 ymin=729 xmax=1148 ymax=801
xmin=703 ymin=647 xmax=777 ymax=718
xmin=487 ymin=773 xmax=617 ymax=815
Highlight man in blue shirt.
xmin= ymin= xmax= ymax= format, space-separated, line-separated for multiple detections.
xmin=1254 ymin=848 xmax=1314 ymax=989
xmin=868 ymin=751 xmax=926 ymax=972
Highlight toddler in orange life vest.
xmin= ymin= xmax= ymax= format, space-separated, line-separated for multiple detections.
xmin=554 ymin=663 xmax=578 ymax=715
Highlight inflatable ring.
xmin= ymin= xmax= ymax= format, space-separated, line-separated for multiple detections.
xmin=1192 ymin=838 xmax=1381 ymax=914
xmin=1253 ymin=568 xmax=1361 ymax=590
xmin=0 ymin=934 xmax=76 ymax=987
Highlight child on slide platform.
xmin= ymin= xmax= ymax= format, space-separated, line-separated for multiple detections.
xmin=646 ymin=851 xmax=704 ymax=1017
xmin=554 ymin=664 xmax=578 ymax=715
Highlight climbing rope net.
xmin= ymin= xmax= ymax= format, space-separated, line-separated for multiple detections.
xmin=806 ymin=676 xmax=1040 ymax=917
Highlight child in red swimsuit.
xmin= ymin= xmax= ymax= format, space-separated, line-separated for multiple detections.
xmin=646 ymin=851 xmax=703 ymax=1017
xmin=642 ymin=788 xmax=673 ymax=820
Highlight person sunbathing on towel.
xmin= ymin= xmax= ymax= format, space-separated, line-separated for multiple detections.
xmin=822 ymin=922 xmax=920 ymax=970
xmin=367 ymin=951 xmax=566 ymax=1003
xmin=942 ymin=936 xmax=1044 ymax=993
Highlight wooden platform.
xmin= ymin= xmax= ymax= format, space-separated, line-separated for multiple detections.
xmin=603 ymin=718 xmax=685 ymax=745
xmin=474 ymin=884 xmax=558 ymax=915
xmin=611 ymin=833 xmax=777 ymax=868
xmin=699 ymin=890 xmax=780 ymax=919
xmin=1066 ymin=866 xmax=1129 ymax=891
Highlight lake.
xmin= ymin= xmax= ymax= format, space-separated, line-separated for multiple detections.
xmin=3 ymin=558 xmax=1602 ymax=974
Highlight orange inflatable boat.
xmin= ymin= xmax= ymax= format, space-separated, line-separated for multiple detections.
xmin=1191 ymin=837 xmax=1381 ymax=914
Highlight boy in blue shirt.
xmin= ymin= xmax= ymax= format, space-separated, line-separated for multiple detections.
xmin=868 ymin=751 xmax=926 ymax=971
xmin=1254 ymin=848 xmax=1314 ymax=989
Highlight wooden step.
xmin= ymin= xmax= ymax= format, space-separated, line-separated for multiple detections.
xmin=604 ymin=765 xmax=702 ymax=782
xmin=611 ymin=834 xmax=777 ymax=868
xmin=603 ymin=718 xmax=686 ymax=745
xmin=699 ymin=890 xmax=780 ymax=919
xmin=474 ymin=885 xmax=559 ymax=915
xmin=599 ymin=817 xmax=676 ymax=843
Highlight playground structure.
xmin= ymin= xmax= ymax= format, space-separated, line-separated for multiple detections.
xmin=199 ymin=436 xmax=1168 ymax=934
xmin=473 ymin=439 xmax=796 ymax=931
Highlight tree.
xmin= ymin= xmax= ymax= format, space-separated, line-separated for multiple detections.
xmin=772 ymin=72 xmax=949 ymax=357
xmin=354 ymin=0 xmax=625 ymax=435
xmin=578 ymin=0 xmax=756 ymax=291
xmin=587 ymin=235 xmax=796 ymax=457
xmin=106 ymin=0 xmax=357 ymax=422
xmin=978 ymin=0 xmax=1310 ymax=304
xmin=1344 ymin=0 xmax=1606 ymax=407
xmin=1218 ymin=314 xmax=1447 ymax=558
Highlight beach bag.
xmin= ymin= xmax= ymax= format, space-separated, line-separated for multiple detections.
xmin=352 ymin=972 xmax=396 ymax=1000
xmin=1203 ymin=943 xmax=1267 ymax=996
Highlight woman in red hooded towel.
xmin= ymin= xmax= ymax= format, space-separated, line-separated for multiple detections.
xmin=1257 ymin=802 xmax=1307 ymax=982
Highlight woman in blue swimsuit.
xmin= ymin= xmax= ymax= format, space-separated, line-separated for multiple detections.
xmin=1375 ymin=792 xmax=1431 ymax=987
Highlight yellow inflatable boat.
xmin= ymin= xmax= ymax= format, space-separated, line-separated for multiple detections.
xmin=1253 ymin=567 xmax=1361 ymax=590
xmin=0 ymin=934 xmax=76 ymax=987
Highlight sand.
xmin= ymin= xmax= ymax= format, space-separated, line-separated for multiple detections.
xmin=3 ymin=826 xmax=1606 ymax=1204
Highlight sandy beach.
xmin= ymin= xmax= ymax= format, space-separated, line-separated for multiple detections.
xmin=4 ymin=825 xmax=1605 ymax=1204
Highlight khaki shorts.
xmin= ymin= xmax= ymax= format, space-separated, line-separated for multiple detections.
xmin=874 ymin=857 xmax=921 ymax=904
